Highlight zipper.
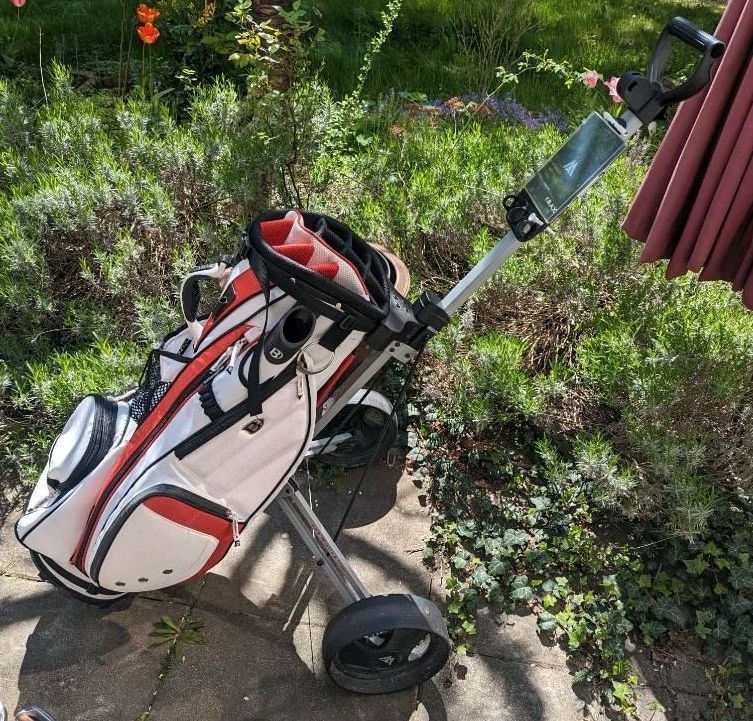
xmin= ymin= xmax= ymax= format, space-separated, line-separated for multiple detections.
xmin=51 ymin=396 xmax=119 ymax=498
xmin=89 ymin=484 xmax=235 ymax=584
xmin=228 ymin=511 xmax=241 ymax=547
xmin=72 ymin=325 xmax=251 ymax=573
xmin=173 ymin=360 xmax=298 ymax=460
xmin=226 ymin=340 xmax=244 ymax=375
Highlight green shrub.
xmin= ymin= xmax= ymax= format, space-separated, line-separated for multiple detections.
xmin=324 ymin=110 xmax=751 ymax=538
xmin=0 ymin=71 xmax=289 ymax=494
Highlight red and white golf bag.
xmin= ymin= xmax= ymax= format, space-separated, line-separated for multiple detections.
xmin=15 ymin=210 xmax=392 ymax=602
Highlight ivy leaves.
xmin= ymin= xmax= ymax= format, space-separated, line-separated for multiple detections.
xmin=426 ymin=438 xmax=642 ymax=713
xmin=421 ymin=395 xmax=753 ymax=718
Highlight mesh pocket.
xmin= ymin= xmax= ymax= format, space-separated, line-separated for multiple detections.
xmin=130 ymin=351 xmax=172 ymax=424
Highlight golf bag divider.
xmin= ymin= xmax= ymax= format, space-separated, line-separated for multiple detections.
xmin=17 ymin=209 xmax=392 ymax=601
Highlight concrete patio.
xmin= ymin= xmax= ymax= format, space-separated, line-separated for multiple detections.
xmin=0 ymin=464 xmax=708 ymax=721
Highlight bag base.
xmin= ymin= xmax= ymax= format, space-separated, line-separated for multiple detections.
xmin=29 ymin=550 xmax=130 ymax=606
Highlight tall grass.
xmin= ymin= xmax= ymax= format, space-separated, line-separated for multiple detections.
xmin=0 ymin=0 xmax=123 ymax=71
xmin=309 ymin=0 xmax=725 ymax=108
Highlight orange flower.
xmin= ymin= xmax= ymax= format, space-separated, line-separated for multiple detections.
xmin=136 ymin=4 xmax=160 ymax=23
xmin=137 ymin=22 xmax=160 ymax=44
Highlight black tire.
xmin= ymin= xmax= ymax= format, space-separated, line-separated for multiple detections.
xmin=314 ymin=401 xmax=399 ymax=469
xmin=29 ymin=550 xmax=131 ymax=608
xmin=322 ymin=594 xmax=450 ymax=694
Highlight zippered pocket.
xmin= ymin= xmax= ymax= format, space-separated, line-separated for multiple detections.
xmin=89 ymin=486 xmax=241 ymax=591
xmin=16 ymin=396 xmax=135 ymax=567
xmin=71 ymin=323 xmax=254 ymax=573
xmin=48 ymin=395 xmax=120 ymax=495
xmin=31 ymin=395 xmax=129 ymax=509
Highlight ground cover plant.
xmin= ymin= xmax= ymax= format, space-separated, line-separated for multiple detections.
xmin=316 ymin=111 xmax=753 ymax=717
xmin=0 ymin=1 xmax=749 ymax=719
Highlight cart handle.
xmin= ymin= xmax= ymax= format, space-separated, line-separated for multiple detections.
xmin=618 ymin=17 xmax=725 ymax=125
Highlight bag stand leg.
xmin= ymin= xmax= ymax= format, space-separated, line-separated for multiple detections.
xmin=277 ymin=481 xmax=453 ymax=694
xmin=277 ymin=481 xmax=369 ymax=604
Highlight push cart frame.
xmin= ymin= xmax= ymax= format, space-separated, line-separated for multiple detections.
xmin=277 ymin=16 xmax=725 ymax=614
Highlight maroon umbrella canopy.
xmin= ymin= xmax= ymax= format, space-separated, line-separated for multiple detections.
xmin=622 ymin=0 xmax=753 ymax=307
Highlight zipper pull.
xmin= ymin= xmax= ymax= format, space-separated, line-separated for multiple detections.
xmin=228 ymin=511 xmax=241 ymax=547
xmin=226 ymin=340 xmax=244 ymax=375
xmin=296 ymin=372 xmax=305 ymax=399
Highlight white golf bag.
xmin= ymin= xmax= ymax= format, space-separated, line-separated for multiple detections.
xmin=16 ymin=210 xmax=392 ymax=602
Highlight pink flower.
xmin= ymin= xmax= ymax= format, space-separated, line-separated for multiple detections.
xmin=604 ymin=76 xmax=623 ymax=104
xmin=582 ymin=70 xmax=601 ymax=89
xmin=8 ymin=0 xmax=26 ymax=6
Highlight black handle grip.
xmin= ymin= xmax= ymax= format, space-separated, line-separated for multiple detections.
xmin=181 ymin=274 xmax=203 ymax=322
xmin=666 ymin=16 xmax=725 ymax=57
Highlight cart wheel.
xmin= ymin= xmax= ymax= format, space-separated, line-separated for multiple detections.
xmin=323 ymin=594 xmax=450 ymax=694
xmin=29 ymin=550 xmax=131 ymax=608
xmin=315 ymin=391 xmax=398 ymax=469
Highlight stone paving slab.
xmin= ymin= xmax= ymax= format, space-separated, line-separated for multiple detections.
xmin=151 ymin=601 xmax=419 ymax=721
xmin=0 ymin=466 xmax=712 ymax=721
xmin=424 ymin=653 xmax=584 ymax=721
xmin=473 ymin=607 xmax=570 ymax=668
xmin=0 ymin=575 xmax=177 ymax=720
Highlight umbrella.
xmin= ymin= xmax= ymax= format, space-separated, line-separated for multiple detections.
xmin=622 ymin=0 xmax=753 ymax=307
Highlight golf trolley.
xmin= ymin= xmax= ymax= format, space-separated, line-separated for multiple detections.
xmin=277 ymin=16 xmax=724 ymax=694
xmin=11 ymin=18 xmax=723 ymax=715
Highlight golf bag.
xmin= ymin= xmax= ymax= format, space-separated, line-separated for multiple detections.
xmin=16 ymin=210 xmax=392 ymax=602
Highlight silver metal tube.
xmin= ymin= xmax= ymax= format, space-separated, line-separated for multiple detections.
xmin=439 ymin=231 xmax=522 ymax=316
xmin=278 ymin=483 xmax=370 ymax=605
xmin=314 ymin=347 xmax=395 ymax=435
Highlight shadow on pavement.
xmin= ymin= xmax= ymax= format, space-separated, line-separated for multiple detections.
xmin=9 ymin=464 xmax=551 ymax=721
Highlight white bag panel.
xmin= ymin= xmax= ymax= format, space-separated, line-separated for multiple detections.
xmin=177 ymin=371 xmax=316 ymax=516
xmin=21 ymin=399 xmax=132 ymax=517
xmin=156 ymin=327 xmax=198 ymax=382
xmin=17 ymin=442 xmax=127 ymax=563
xmin=96 ymin=503 xmax=220 ymax=592
xmin=160 ymin=326 xmax=196 ymax=357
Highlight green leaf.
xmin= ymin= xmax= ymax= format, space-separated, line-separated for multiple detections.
xmin=695 ymin=622 xmax=711 ymax=639
xmin=530 ymin=496 xmax=551 ymax=511
xmin=542 ymin=594 xmax=557 ymax=609
xmin=638 ymin=574 xmax=652 ymax=588
xmin=653 ymin=598 xmax=687 ymax=627
xmin=727 ymin=594 xmax=752 ymax=615
xmin=488 ymin=558 xmax=509 ymax=578
xmin=611 ymin=680 xmax=632 ymax=702
xmin=683 ymin=557 xmax=710 ymax=575
xmin=510 ymin=586 xmax=534 ymax=602
xmin=537 ymin=611 xmax=557 ymax=633
xmin=473 ymin=569 xmax=492 ymax=586
xmin=161 ymin=615 xmax=179 ymax=632
xmin=502 ymin=529 xmax=529 ymax=546
xmin=729 ymin=565 xmax=753 ymax=590
xmin=703 ymin=541 xmax=723 ymax=557
xmin=453 ymin=554 xmax=468 ymax=570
